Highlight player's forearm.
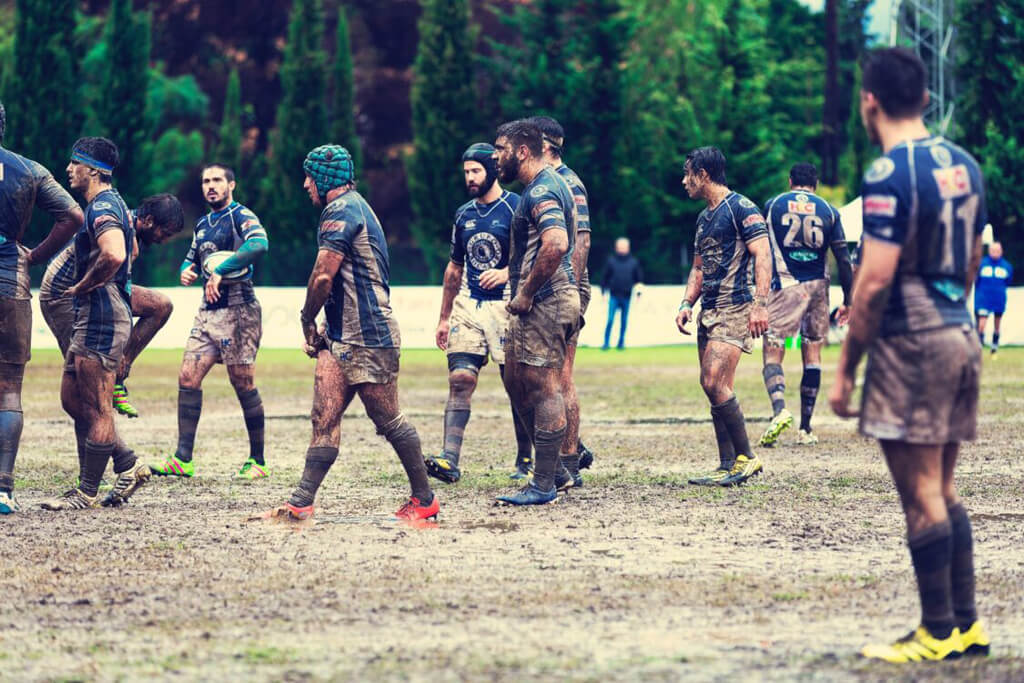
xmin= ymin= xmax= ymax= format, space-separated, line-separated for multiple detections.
xmin=300 ymin=272 xmax=332 ymax=324
xmin=839 ymin=278 xmax=890 ymax=378
xmin=750 ymin=238 xmax=772 ymax=300
xmin=439 ymin=262 xmax=463 ymax=321
xmin=73 ymin=251 xmax=124 ymax=295
xmin=517 ymin=239 xmax=567 ymax=301
xmin=682 ymin=265 xmax=703 ymax=306
xmin=572 ymin=233 xmax=591 ymax=286
xmin=214 ymin=237 xmax=269 ymax=275
xmin=832 ymin=242 xmax=854 ymax=305
xmin=27 ymin=209 xmax=84 ymax=265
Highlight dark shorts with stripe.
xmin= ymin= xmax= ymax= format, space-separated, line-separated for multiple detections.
xmin=0 ymin=296 xmax=32 ymax=364
xmin=40 ymin=296 xmax=75 ymax=357
xmin=67 ymin=285 xmax=132 ymax=373
xmin=860 ymin=325 xmax=981 ymax=444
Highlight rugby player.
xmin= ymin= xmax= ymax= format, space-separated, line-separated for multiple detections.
xmin=830 ymin=47 xmax=989 ymax=661
xmin=530 ymin=115 xmax=596 ymax=484
xmin=275 ymin=144 xmax=437 ymax=522
xmin=675 ymin=146 xmax=771 ymax=487
xmin=40 ymin=137 xmax=150 ymax=510
xmin=492 ymin=119 xmax=580 ymax=505
xmin=0 ymin=100 xmax=84 ymax=514
xmin=974 ymin=241 xmax=1011 ymax=357
xmin=151 ymin=164 xmax=269 ymax=479
xmin=758 ymin=163 xmax=853 ymax=447
xmin=424 ymin=143 xmax=531 ymax=484
xmin=40 ymin=194 xmax=184 ymax=481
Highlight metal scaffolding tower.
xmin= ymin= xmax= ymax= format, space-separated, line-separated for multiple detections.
xmin=889 ymin=0 xmax=957 ymax=133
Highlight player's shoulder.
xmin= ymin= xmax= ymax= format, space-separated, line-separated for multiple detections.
xmin=861 ymin=150 xmax=909 ymax=194
xmin=233 ymin=202 xmax=261 ymax=222
xmin=728 ymin=192 xmax=761 ymax=214
xmin=0 ymin=147 xmax=37 ymax=177
xmin=556 ymin=164 xmax=587 ymax=191
xmin=502 ymin=190 xmax=521 ymax=210
xmin=525 ymin=168 xmax=565 ymax=204
xmin=454 ymin=198 xmax=478 ymax=223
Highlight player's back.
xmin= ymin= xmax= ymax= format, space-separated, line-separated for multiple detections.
xmin=764 ymin=190 xmax=843 ymax=288
xmin=861 ymin=136 xmax=986 ymax=336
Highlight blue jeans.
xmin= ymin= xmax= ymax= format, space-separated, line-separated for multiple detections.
xmin=603 ymin=295 xmax=631 ymax=349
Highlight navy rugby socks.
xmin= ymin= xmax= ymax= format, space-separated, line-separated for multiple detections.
xmin=175 ymin=387 xmax=202 ymax=462
xmin=908 ymin=520 xmax=955 ymax=638
xmin=289 ymin=446 xmax=339 ymax=508
xmin=762 ymin=364 xmax=786 ymax=416
xmin=799 ymin=366 xmax=821 ymax=432
xmin=948 ymin=503 xmax=978 ymax=630
xmin=0 ymin=410 xmax=23 ymax=495
xmin=237 ymin=388 xmax=265 ymax=466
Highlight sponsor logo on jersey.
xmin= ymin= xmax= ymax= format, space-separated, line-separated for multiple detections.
xmin=465 ymin=219 xmax=477 ymax=229
xmin=93 ymin=201 xmax=113 ymax=211
xmin=864 ymin=157 xmax=896 ymax=183
xmin=980 ymin=266 xmax=993 ymax=277
xmin=994 ymin=267 xmax=1009 ymax=279
xmin=241 ymin=219 xmax=259 ymax=231
xmin=530 ymin=184 xmax=549 ymax=198
xmin=930 ymin=145 xmax=953 ymax=168
xmin=738 ymin=197 xmax=756 ymax=209
xmin=933 ymin=165 xmax=972 ymax=199
xmin=742 ymin=214 xmax=763 ymax=228
xmin=787 ymin=200 xmax=816 ymax=215
xmin=864 ymin=194 xmax=898 ymax=217
xmin=790 ymin=249 xmax=817 ymax=262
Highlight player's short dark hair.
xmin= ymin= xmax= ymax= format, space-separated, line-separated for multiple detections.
xmin=138 ymin=193 xmax=185 ymax=235
xmin=529 ymin=115 xmax=565 ymax=155
xmin=201 ymin=163 xmax=236 ymax=183
xmin=496 ymin=119 xmax=543 ymax=158
xmin=789 ymin=163 xmax=818 ymax=188
xmin=72 ymin=136 xmax=119 ymax=182
xmin=862 ymin=47 xmax=927 ymax=118
xmin=0 ymin=100 xmax=6 ymax=144
xmin=685 ymin=146 xmax=727 ymax=185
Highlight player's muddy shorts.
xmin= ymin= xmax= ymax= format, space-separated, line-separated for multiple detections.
xmin=698 ymin=301 xmax=753 ymax=354
xmin=860 ymin=324 xmax=981 ymax=444
xmin=506 ymin=287 xmax=580 ymax=369
xmin=40 ymin=296 xmax=75 ymax=357
xmin=765 ymin=279 xmax=830 ymax=346
xmin=0 ymin=296 xmax=32 ymax=364
xmin=568 ymin=284 xmax=592 ymax=347
xmin=67 ymin=287 xmax=132 ymax=373
xmin=185 ymin=300 xmax=262 ymax=366
xmin=448 ymin=295 xmax=509 ymax=365
xmin=329 ymin=340 xmax=399 ymax=385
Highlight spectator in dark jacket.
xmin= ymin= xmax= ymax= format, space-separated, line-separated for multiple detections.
xmin=601 ymin=237 xmax=643 ymax=349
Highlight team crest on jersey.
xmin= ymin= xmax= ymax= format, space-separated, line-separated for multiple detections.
xmin=933 ymin=165 xmax=972 ymax=199
xmin=795 ymin=193 xmax=809 ymax=202
xmin=467 ymin=232 xmax=502 ymax=271
xmin=864 ymin=157 xmax=895 ymax=183
xmin=93 ymin=201 xmax=112 ymax=211
xmin=530 ymin=184 xmax=549 ymax=198
xmin=930 ymin=145 xmax=953 ymax=168
xmin=863 ymin=195 xmax=897 ymax=217
xmin=738 ymin=197 xmax=755 ymax=209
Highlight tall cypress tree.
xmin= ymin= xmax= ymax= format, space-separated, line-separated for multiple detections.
xmin=331 ymin=8 xmax=362 ymax=173
xmin=261 ymin=0 xmax=328 ymax=285
xmin=407 ymin=0 xmax=479 ymax=279
xmin=215 ymin=68 xmax=243 ymax=175
xmin=93 ymin=0 xmax=151 ymax=204
xmin=8 ymin=0 xmax=80 ymax=196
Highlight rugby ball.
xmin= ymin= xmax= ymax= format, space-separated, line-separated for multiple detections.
xmin=202 ymin=250 xmax=249 ymax=281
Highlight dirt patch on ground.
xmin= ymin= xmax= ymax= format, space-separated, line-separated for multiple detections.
xmin=2 ymin=348 xmax=1022 ymax=681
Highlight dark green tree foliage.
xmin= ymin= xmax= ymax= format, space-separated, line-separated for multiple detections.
xmin=261 ymin=0 xmax=329 ymax=285
xmin=407 ymin=0 xmax=479 ymax=279
xmin=7 ymin=0 xmax=81 ymax=213
xmin=331 ymin=8 xmax=362 ymax=173
xmin=842 ymin=62 xmax=871 ymax=199
xmin=93 ymin=0 xmax=151 ymax=205
xmin=215 ymin=68 xmax=243 ymax=175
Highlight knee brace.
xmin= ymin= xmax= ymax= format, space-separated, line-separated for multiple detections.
xmin=447 ymin=352 xmax=486 ymax=375
xmin=0 ymin=363 xmax=25 ymax=412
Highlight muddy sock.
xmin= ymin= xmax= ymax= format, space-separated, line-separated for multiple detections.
xmin=560 ymin=452 xmax=580 ymax=476
xmin=74 ymin=421 xmax=88 ymax=480
xmin=512 ymin=405 xmax=532 ymax=459
xmin=799 ymin=365 xmax=821 ymax=432
xmin=992 ymin=332 xmax=1000 ymax=352
xmin=289 ymin=446 xmax=339 ymax=508
xmin=0 ymin=410 xmax=24 ymax=495
xmin=762 ymin=364 xmax=786 ymax=416
xmin=441 ymin=400 xmax=471 ymax=465
xmin=948 ymin=503 xmax=977 ymax=630
xmin=976 ymin=327 xmax=984 ymax=344
xmin=80 ymin=439 xmax=113 ymax=497
xmin=381 ymin=414 xmax=432 ymax=504
xmin=237 ymin=388 xmax=265 ymax=465
xmin=175 ymin=387 xmax=202 ymax=463
xmin=532 ymin=426 xmax=565 ymax=492
xmin=709 ymin=407 xmax=736 ymax=470
xmin=111 ymin=436 xmax=137 ymax=474
xmin=908 ymin=520 xmax=955 ymax=638
xmin=713 ymin=396 xmax=752 ymax=458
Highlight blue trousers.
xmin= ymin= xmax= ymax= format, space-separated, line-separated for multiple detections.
xmin=604 ymin=295 xmax=631 ymax=349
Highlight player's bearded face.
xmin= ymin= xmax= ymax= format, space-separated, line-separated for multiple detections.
xmin=495 ymin=143 xmax=520 ymax=185
xmin=202 ymin=171 xmax=234 ymax=209
xmin=464 ymin=161 xmax=489 ymax=197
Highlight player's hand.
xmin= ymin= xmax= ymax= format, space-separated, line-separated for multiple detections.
xmin=435 ymin=319 xmax=450 ymax=350
xmin=180 ymin=264 xmax=198 ymax=286
xmin=748 ymin=303 xmax=769 ymax=338
xmin=829 ymin=372 xmax=859 ymax=418
xmin=65 ymin=283 xmax=82 ymax=299
xmin=835 ymin=304 xmax=850 ymax=327
xmin=478 ymin=267 xmax=508 ymax=290
xmin=676 ymin=308 xmax=692 ymax=335
xmin=302 ymin=318 xmax=325 ymax=358
xmin=204 ymin=272 xmax=223 ymax=304
xmin=507 ymin=293 xmax=532 ymax=315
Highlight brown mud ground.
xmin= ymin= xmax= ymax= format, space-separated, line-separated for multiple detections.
xmin=2 ymin=347 xmax=1022 ymax=681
